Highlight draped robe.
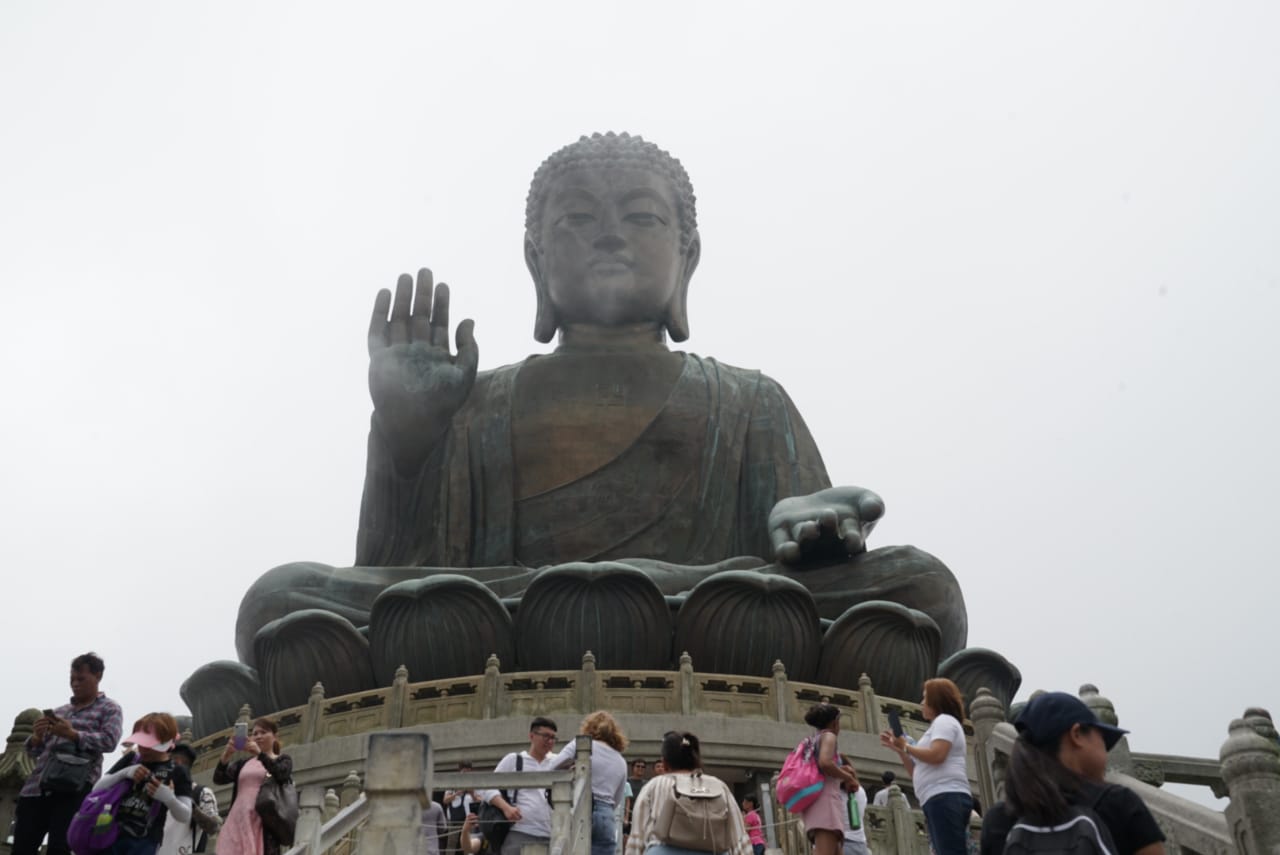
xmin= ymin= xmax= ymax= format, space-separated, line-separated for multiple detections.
xmin=356 ymin=353 xmax=830 ymax=569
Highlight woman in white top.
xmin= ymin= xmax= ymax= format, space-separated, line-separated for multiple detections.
xmin=551 ymin=711 xmax=630 ymax=855
xmin=879 ymin=678 xmax=973 ymax=855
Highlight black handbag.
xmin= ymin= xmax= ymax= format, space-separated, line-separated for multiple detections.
xmin=478 ymin=754 xmax=523 ymax=850
xmin=40 ymin=744 xmax=93 ymax=794
xmin=255 ymin=772 xmax=300 ymax=846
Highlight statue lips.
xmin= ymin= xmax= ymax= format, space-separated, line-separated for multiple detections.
xmin=589 ymin=255 xmax=634 ymax=277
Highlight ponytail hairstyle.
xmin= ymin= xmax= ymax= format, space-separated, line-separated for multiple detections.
xmin=1003 ymin=733 xmax=1088 ymax=824
xmin=661 ymin=730 xmax=702 ymax=772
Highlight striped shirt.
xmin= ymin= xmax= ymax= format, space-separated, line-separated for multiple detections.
xmin=21 ymin=693 xmax=123 ymax=798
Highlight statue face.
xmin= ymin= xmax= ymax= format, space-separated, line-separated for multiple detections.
xmin=533 ymin=164 xmax=690 ymax=329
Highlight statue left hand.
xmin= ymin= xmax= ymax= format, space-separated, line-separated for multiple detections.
xmin=768 ymin=486 xmax=885 ymax=566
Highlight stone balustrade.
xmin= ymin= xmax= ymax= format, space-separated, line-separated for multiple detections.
xmin=4 ymin=667 xmax=1278 ymax=855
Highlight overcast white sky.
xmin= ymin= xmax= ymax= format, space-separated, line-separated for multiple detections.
xmin=3 ymin=2 xmax=1277 ymax=809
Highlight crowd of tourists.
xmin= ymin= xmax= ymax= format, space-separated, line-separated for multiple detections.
xmin=15 ymin=652 xmax=290 ymax=855
xmin=18 ymin=654 xmax=1166 ymax=855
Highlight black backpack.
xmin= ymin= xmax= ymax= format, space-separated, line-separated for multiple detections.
xmin=1003 ymin=788 xmax=1119 ymax=855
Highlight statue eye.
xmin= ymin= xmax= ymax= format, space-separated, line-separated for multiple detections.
xmin=559 ymin=213 xmax=596 ymax=227
xmin=624 ymin=212 xmax=665 ymax=227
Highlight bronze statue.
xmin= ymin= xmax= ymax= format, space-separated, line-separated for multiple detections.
xmin=182 ymin=134 xmax=1005 ymax=733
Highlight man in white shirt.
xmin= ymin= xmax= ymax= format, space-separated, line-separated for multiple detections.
xmin=481 ymin=717 xmax=560 ymax=855
xmin=872 ymin=771 xmax=896 ymax=807
xmin=843 ymin=771 xmax=871 ymax=855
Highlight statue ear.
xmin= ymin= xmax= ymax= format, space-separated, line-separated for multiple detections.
xmin=666 ymin=233 xmax=700 ymax=343
xmin=526 ymin=233 xmax=557 ymax=343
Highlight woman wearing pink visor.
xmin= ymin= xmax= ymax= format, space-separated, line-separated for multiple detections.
xmin=89 ymin=713 xmax=193 ymax=855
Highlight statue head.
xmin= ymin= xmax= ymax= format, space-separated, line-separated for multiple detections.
xmin=524 ymin=132 xmax=701 ymax=343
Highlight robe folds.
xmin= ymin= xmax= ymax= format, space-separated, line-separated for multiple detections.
xmin=356 ymin=353 xmax=830 ymax=569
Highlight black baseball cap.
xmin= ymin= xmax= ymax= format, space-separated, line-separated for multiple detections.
xmin=171 ymin=743 xmax=198 ymax=763
xmin=1014 ymin=692 xmax=1129 ymax=751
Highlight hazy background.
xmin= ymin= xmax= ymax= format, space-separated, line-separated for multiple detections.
xmin=3 ymin=1 xmax=1277 ymax=809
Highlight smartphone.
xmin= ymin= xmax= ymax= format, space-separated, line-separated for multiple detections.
xmin=42 ymin=708 xmax=57 ymax=719
xmin=233 ymin=722 xmax=248 ymax=750
xmin=887 ymin=708 xmax=904 ymax=738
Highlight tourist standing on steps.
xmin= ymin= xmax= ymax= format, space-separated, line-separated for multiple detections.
xmin=13 ymin=652 xmax=123 ymax=855
xmin=625 ymin=731 xmax=750 ymax=855
xmin=979 ymin=692 xmax=1165 ymax=855
xmin=480 ymin=716 xmax=560 ymax=855
xmin=741 ymin=795 xmax=766 ymax=855
xmin=93 ymin=713 xmax=193 ymax=855
xmin=549 ymin=711 xmax=629 ymax=855
xmin=801 ymin=703 xmax=861 ymax=855
xmin=623 ymin=759 xmax=648 ymax=843
xmin=879 ymin=678 xmax=973 ymax=855
xmin=157 ymin=742 xmax=220 ymax=855
xmin=839 ymin=756 xmax=870 ymax=855
xmin=214 ymin=717 xmax=294 ymax=855
xmin=871 ymin=771 xmax=895 ymax=807
xmin=443 ymin=760 xmax=479 ymax=855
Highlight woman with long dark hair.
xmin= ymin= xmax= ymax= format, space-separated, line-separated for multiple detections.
xmin=980 ymin=692 xmax=1165 ymax=855
xmin=879 ymin=678 xmax=972 ymax=855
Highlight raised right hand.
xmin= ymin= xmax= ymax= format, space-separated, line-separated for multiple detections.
xmin=368 ymin=269 xmax=478 ymax=475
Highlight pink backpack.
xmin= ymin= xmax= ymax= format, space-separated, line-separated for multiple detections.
xmin=776 ymin=734 xmax=824 ymax=813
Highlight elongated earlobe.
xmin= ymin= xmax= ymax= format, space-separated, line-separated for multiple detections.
xmin=666 ymin=234 xmax=700 ymax=343
xmin=526 ymin=234 xmax=558 ymax=343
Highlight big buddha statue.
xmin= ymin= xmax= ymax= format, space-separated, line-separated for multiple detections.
xmin=182 ymin=133 xmax=1013 ymax=734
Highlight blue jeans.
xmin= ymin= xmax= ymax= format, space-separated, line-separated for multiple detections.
xmin=921 ymin=791 xmax=972 ymax=855
xmin=592 ymin=800 xmax=617 ymax=855
xmin=107 ymin=836 xmax=159 ymax=855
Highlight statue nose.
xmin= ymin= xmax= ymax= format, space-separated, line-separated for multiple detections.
xmin=593 ymin=231 xmax=625 ymax=252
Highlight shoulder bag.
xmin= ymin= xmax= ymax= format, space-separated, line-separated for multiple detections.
xmin=255 ymin=770 xmax=300 ymax=846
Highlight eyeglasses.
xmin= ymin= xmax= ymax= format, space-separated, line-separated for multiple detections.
xmin=531 ymin=730 xmax=557 ymax=741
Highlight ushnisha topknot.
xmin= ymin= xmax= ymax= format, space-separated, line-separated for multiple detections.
xmin=525 ymin=132 xmax=699 ymax=252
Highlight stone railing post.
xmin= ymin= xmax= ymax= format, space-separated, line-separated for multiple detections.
xmin=887 ymin=785 xmax=916 ymax=855
xmin=340 ymin=769 xmax=363 ymax=809
xmin=969 ymin=687 xmax=1006 ymax=812
xmin=578 ymin=652 xmax=597 ymax=714
xmin=678 ymin=652 xmax=695 ymax=716
xmin=356 ymin=732 xmax=432 ymax=855
xmin=302 ymin=683 xmax=325 ymax=745
xmin=772 ymin=660 xmax=788 ymax=723
xmin=569 ymin=734 xmax=592 ymax=855
xmin=293 ymin=784 xmax=326 ymax=854
xmin=388 ymin=665 xmax=409 ymax=730
xmin=1220 ymin=708 xmax=1280 ymax=855
xmin=858 ymin=673 xmax=879 ymax=734
xmin=0 ymin=710 xmax=40 ymax=855
xmin=482 ymin=655 xmax=502 ymax=720
xmin=323 ymin=787 xmax=340 ymax=821
xmin=1079 ymin=684 xmax=1132 ymax=775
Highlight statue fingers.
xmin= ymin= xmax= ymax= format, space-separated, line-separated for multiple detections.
xmin=792 ymin=520 xmax=819 ymax=543
xmin=770 ymin=525 xmax=801 ymax=564
xmin=367 ymin=288 xmax=392 ymax=355
xmin=856 ymin=490 xmax=886 ymax=524
xmin=410 ymin=268 xmax=434 ymax=342
xmin=389 ymin=273 xmax=414 ymax=345
xmin=454 ymin=318 xmax=479 ymax=381
xmin=839 ymin=517 xmax=865 ymax=555
xmin=430 ymin=280 xmax=451 ymax=349
xmin=817 ymin=508 xmax=839 ymax=532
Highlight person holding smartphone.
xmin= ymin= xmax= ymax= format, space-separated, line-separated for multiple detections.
xmin=14 ymin=652 xmax=123 ymax=855
xmin=214 ymin=717 xmax=293 ymax=855
xmin=879 ymin=678 xmax=973 ymax=855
